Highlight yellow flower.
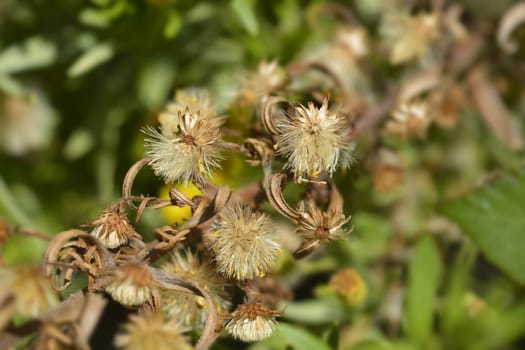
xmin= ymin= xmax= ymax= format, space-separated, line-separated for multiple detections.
xmin=328 ymin=268 xmax=367 ymax=306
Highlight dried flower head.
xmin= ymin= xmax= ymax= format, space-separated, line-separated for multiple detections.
xmin=296 ymin=200 xmax=351 ymax=243
xmin=385 ymin=101 xmax=432 ymax=138
xmin=275 ymin=99 xmax=352 ymax=180
xmin=0 ymin=266 xmax=58 ymax=317
xmin=161 ymin=250 xmax=231 ymax=330
xmin=335 ymin=26 xmax=370 ymax=59
xmin=328 ymin=268 xmax=367 ymax=306
xmin=381 ymin=10 xmax=440 ymax=64
xmin=115 ymin=311 xmax=193 ymax=350
xmin=225 ymin=302 xmax=280 ymax=342
xmin=88 ymin=207 xmax=141 ymax=249
xmin=105 ymin=263 xmax=156 ymax=306
xmin=373 ymin=149 xmax=404 ymax=193
xmin=210 ymin=205 xmax=281 ymax=280
xmin=239 ymin=60 xmax=285 ymax=104
xmin=144 ymin=109 xmax=223 ymax=184
xmin=159 ymin=88 xmax=217 ymax=130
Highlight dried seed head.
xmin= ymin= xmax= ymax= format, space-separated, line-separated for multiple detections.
xmin=106 ymin=263 xmax=156 ymax=306
xmin=385 ymin=101 xmax=432 ymax=138
xmin=381 ymin=10 xmax=440 ymax=64
xmin=161 ymin=250 xmax=231 ymax=330
xmin=328 ymin=268 xmax=367 ymax=306
xmin=159 ymin=88 xmax=217 ymax=130
xmin=335 ymin=26 xmax=370 ymax=59
xmin=210 ymin=205 xmax=281 ymax=280
xmin=275 ymin=99 xmax=352 ymax=180
xmin=0 ymin=266 xmax=58 ymax=317
xmin=239 ymin=60 xmax=285 ymax=104
xmin=373 ymin=149 xmax=404 ymax=193
xmin=89 ymin=207 xmax=141 ymax=249
xmin=115 ymin=311 xmax=193 ymax=350
xmin=225 ymin=302 xmax=280 ymax=342
xmin=297 ymin=200 xmax=351 ymax=242
xmin=144 ymin=109 xmax=223 ymax=184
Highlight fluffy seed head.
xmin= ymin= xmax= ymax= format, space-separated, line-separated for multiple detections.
xmin=297 ymin=200 xmax=351 ymax=242
xmin=275 ymin=99 xmax=352 ymax=180
xmin=381 ymin=10 xmax=440 ymax=64
xmin=144 ymin=109 xmax=223 ymax=184
xmin=159 ymin=88 xmax=217 ymax=130
xmin=225 ymin=302 xmax=280 ymax=342
xmin=0 ymin=266 xmax=58 ymax=318
xmin=115 ymin=311 xmax=193 ymax=350
xmin=89 ymin=207 xmax=141 ymax=249
xmin=239 ymin=60 xmax=284 ymax=104
xmin=105 ymin=263 xmax=156 ymax=306
xmin=385 ymin=101 xmax=432 ymax=138
xmin=161 ymin=250 xmax=231 ymax=330
xmin=210 ymin=205 xmax=281 ymax=280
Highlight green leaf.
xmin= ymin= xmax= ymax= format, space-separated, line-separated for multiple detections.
xmin=67 ymin=43 xmax=114 ymax=78
xmin=164 ymin=10 xmax=182 ymax=39
xmin=0 ymin=37 xmax=56 ymax=75
xmin=231 ymin=0 xmax=259 ymax=35
xmin=404 ymin=236 xmax=442 ymax=344
xmin=270 ymin=322 xmax=330 ymax=350
xmin=442 ymin=175 xmax=525 ymax=284
xmin=281 ymin=299 xmax=348 ymax=325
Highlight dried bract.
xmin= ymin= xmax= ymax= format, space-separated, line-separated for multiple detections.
xmin=88 ymin=207 xmax=141 ymax=249
xmin=144 ymin=109 xmax=223 ymax=184
xmin=160 ymin=88 xmax=217 ymax=130
xmin=210 ymin=205 xmax=280 ymax=280
xmin=296 ymin=200 xmax=351 ymax=243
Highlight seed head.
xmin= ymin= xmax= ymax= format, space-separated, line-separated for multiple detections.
xmin=297 ymin=200 xmax=351 ymax=242
xmin=88 ymin=207 xmax=141 ymax=249
xmin=385 ymin=101 xmax=432 ymax=138
xmin=210 ymin=205 xmax=280 ymax=280
xmin=159 ymin=88 xmax=217 ymax=130
xmin=0 ymin=266 xmax=58 ymax=318
xmin=381 ymin=10 xmax=440 ymax=64
xmin=144 ymin=109 xmax=223 ymax=184
xmin=161 ymin=250 xmax=231 ymax=330
xmin=275 ymin=99 xmax=352 ymax=180
xmin=225 ymin=302 xmax=280 ymax=342
xmin=105 ymin=263 xmax=156 ymax=306
xmin=239 ymin=60 xmax=284 ymax=104
xmin=115 ymin=311 xmax=193 ymax=350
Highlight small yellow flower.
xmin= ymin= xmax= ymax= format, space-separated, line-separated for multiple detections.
xmin=328 ymin=268 xmax=367 ymax=306
xmin=210 ymin=205 xmax=280 ymax=280
xmin=225 ymin=302 xmax=280 ymax=342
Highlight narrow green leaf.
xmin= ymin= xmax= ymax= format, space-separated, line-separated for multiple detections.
xmin=273 ymin=323 xmax=332 ymax=350
xmin=404 ymin=236 xmax=442 ymax=344
xmin=68 ymin=43 xmax=114 ymax=78
xmin=231 ymin=0 xmax=259 ymax=35
xmin=0 ymin=37 xmax=56 ymax=75
xmin=281 ymin=299 xmax=347 ymax=324
xmin=442 ymin=175 xmax=525 ymax=284
xmin=164 ymin=10 xmax=182 ymax=39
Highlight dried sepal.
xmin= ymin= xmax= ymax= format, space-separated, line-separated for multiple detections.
xmin=87 ymin=205 xmax=141 ymax=249
xmin=263 ymin=173 xmax=300 ymax=222
xmin=497 ymin=2 xmax=525 ymax=54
